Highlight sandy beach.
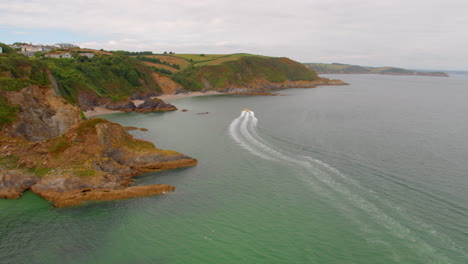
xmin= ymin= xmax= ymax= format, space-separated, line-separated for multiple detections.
xmin=155 ymin=90 xmax=226 ymax=102
xmin=84 ymin=91 xmax=226 ymax=118
xmin=83 ymin=107 xmax=124 ymax=118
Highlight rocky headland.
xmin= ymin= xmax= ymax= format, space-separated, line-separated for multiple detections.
xmin=0 ymin=117 xmax=197 ymax=207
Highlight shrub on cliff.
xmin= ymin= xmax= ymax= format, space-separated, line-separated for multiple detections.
xmin=46 ymin=55 xmax=162 ymax=103
xmin=0 ymin=95 xmax=18 ymax=127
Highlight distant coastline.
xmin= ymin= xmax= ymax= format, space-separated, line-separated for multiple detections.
xmin=304 ymin=63 xmax=449 ymax=77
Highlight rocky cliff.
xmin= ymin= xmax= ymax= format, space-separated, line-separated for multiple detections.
xmin=2 ymin=85 xmax=82 ymax=142
xmin=0 ymin=118 xmax=197 ymax=207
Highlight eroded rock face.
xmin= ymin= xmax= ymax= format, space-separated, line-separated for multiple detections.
xmin=3 ymin=85 xmax=82 ymax=142
xmin=1 ymin=119 xmax=197 ymax=207
xmin=0 ymin=169 xmax=39 ymax=199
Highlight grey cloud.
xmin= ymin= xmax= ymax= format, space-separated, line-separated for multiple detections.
xmin=0 ymin=0 xmax=467 ymax=69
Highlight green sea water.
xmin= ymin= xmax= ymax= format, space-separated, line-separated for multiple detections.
xmin=1 ymin=74 xmax=468 ymax=263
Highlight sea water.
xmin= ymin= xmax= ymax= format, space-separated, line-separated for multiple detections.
xmin=1 ymin=74 xmax=468 ymax=263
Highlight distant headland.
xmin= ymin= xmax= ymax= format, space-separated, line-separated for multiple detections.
xmin=304 ymin=62 xmax=449 ymax=77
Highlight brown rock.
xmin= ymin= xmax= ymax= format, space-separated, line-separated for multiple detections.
xmin=105 ymin=100 xmax=136 ymax=111
xmin=2 ymin=85 xmax=82 ymax=142
xmin=135 ymin=98 xmax=177 ymax=112
xmin=0 ymin=169 xmax=39 ymax=199
xmin=1 ymin=119 xmax=198 ymax=207
xmin=44 ymin=184 xmax=175 ymax=208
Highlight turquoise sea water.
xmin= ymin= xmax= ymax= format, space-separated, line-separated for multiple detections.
xmin=1 ymin=74 xmax=468 ymax=263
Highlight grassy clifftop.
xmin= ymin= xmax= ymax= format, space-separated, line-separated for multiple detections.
xmin=172 ymin=56 xmax=319 ymax=91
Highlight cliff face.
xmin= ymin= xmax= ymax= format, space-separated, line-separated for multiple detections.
xmin=2 ymin=85 xmax=82 ymax=142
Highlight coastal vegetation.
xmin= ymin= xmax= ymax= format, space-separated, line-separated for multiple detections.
xmin=46 ymin=55 xmax=162 ymax=103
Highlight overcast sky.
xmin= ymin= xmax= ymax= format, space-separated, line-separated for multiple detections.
xmin=1 ymin=0 xmax=467 ymax=70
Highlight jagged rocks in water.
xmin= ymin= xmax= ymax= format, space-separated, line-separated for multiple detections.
xmin=135 ymin=98 xmax=177 ymax=112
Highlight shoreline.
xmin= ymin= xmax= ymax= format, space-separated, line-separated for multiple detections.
xmin=155 ymin=90 xmax=227 ymax=102
xmin=83 ymin=91 xmax=227 ymax=118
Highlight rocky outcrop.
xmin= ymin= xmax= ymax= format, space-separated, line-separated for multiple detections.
xmin=105 ymin=100 xmax=136 ymax=111
xmin=2 ymin=85 xmax=82 ymax=142
xmin=135 ymin=98 xmax=177 ymax=112
xmin=0 ymin=169 xmax=39 ymax=199
xmin=0 ymin=119 xmax=197 ymax=207
xmin=35 ymin=184 xmax=176 ymax=208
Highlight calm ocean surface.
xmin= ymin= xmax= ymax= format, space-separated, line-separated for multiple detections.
xmin=1 ymin=74 xmax=468 ymax=263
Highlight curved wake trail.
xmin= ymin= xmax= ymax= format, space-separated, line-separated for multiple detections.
xmin=228 ymin=110 xmax=459 ymax=263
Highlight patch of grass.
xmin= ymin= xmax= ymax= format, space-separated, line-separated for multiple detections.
xmin=79 ymin=110 xmax=87 ymax=120
xmin=48 ymin=138 xmax=70 ymax=154
xmin=0 ymin=154 xmax=19 ymax=169
xmin=76 ymin=118 xmax=108 ymax=134
xmin=0 ymin=94 xmax=19 ymax=127
xmin=123 ymin=138 xmax=155 ymax=150
xmin=0 ymin=77 xmax=32 ymax=91
xmin=171 ymin=54 xmax=226 ymax=62
xmin=27 ymin=167 xmax=51 ymax=177
xmin=73 ymin=169 xmax=96 ymax=177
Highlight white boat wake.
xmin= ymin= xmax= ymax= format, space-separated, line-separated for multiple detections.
xmin=229 ymin=110 xmax=463 ymax=263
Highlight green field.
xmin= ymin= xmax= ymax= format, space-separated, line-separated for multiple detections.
xmin=170 ymin=54 xmax=226 ymax=62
